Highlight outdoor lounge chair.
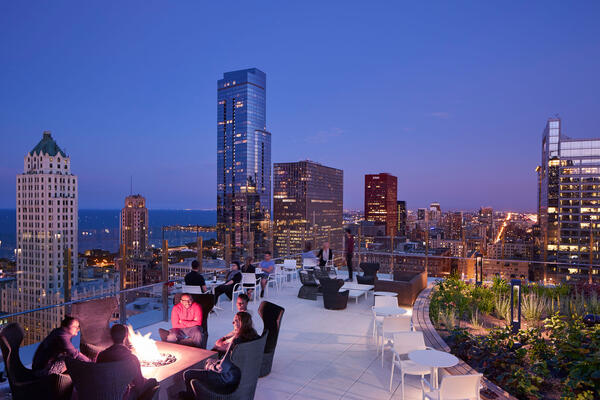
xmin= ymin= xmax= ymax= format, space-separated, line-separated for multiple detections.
xmin=297 ymin=269 xmax=320 ymax=300
xmin=190 ymin=333 xmax=268 ymax=400
xmin=356 ymin=262 xmax=380 ymax=285
xmin=320 ymin=278 xmax=349 ymax=310
xmin=71 ymin=296 xmax=118 ymax=360
xmin=0 ymin=323 xmax=73 ymax=400
xmin=258 ymin=301 xmax=285 ymax=377
xmin=66 ymin=358 xmax=137 ymax=400
xmin=159 ymin=292 xmax=214 ymax=349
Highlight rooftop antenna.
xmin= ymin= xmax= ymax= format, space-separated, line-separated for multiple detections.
xmin=130 ymin=176 xmax=133 ymax=195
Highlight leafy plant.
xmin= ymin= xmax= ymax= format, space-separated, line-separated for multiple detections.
xmin=470 ymin=307 xmax=483 ymax=330
xmin=494 ymin=295 xmax=511 ymax=325
xmin=438 ymin=308 xmax=457 ymax=330
xmin=522 ymin=293 xmax=548 ymax=324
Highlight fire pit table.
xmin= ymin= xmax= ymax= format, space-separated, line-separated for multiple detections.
xmin=141 ymin=341 xmax=216 ymax=399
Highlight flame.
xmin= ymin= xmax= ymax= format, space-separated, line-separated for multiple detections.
xmin=127 ymin=325 xmax=162 ymax=363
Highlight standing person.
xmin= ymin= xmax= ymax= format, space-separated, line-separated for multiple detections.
xmin=258 ymin=251 xmax=275 ymax=298
xmin=32 ymin=316 xmax=90 ymax=376
xmin=317 ymin=241 xmax=333 ymax=267
xmin=167 ymin=294 xmax=205 ymax=347
xmin=97 ymin=324 xmax=157 ymax=400
xmin=344 ymin=229 xmax=355 ymax=282
xmin=185 ymin=260 xmax=207 ymax=293
xmin=182 ymin=312 xmax=259 ymax=398
xmin=213 ymin=261 xmax=242 ymax=304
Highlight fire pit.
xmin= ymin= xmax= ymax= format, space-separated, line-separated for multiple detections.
xmin=126 ymin=326 xmax=217 ymax=400
xmin=139 ymin=353 xmax=177 ymax=368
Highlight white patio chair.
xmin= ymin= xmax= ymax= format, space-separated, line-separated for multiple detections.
xmin=422 ymin=373 xmax=482 ymax=400
xmin=264 ymin=267 xmax=281 ymax=295
xmin=372 ymin=295 xmax=399 ymax=337
xmin=389 ymin=331 xmax=431 ymax=396
xmin=379 ymin=315 xmax=412 ymax=366
xmin=232 ymin=273 xmax=260 ymax=310
xmin=283 ymin=259 xmax=297 ymax=282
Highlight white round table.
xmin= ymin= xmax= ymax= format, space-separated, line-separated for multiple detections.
xmin=373 ymin=291 xmax=397 ymax=297
xmin=372 ymin=306 xmax=407 ymax=316
xmin=408 ymin=349 xmax=459 ymax=388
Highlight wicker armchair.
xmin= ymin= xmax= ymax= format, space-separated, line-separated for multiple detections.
xmin=297 ymin=270 xmax=320 ymax=300
xmin=66 ymin=358 xmax=137 ymax=400
xmin=320 ymin=278 xmax=349 ymax=310
xmin=71 ymin=296 xmax=118 ymax=360
xmin=356 ymin=262 xmax=380 ymax=285
xmin=190 ymin=333 xmax=268 ymax=400
xmin=258 ymin=301 xmax=285 ymax=377
xmin=0 ymin=323 xmax=72 ymax=400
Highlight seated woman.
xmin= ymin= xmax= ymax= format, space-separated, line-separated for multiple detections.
xmin=182 ymin=312 xmax=259 ymax=397
xmin=213 ymin=261 xmax=242 ymax=304
xmin=317 ymin=241 xmax=333 ymax=267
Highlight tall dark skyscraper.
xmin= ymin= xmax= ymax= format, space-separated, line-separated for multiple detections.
xmin=217 ymin=68 xmax=272 ymax=256
xmin=273 ymin=161 xmax=343 ymax=257
xmin=397 ymin=200 xmax=407 ymax=236
xmin=365 ymin=173 xmax=397 ymax=236
xmin=538 ymin=117 xmax=600 ymax=280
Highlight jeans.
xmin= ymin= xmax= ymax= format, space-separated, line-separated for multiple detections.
xmin=166 ymin=326 xmax=205 ymax=347
xmin=346 ymin=253 xmax=353 ymax=280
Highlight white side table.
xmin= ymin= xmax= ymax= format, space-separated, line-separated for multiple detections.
xmin=408 ymin=349 xmax=459 ymax=388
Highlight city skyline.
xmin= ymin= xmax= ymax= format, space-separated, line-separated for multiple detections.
xmin=2 ymin=2 xmax=600 ymax=212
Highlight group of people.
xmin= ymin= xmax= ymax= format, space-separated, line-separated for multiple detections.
xmin=301 ymin=229 xmax=355 ymax=281
xmin=32 ymin=317 xmax=157 ymax=399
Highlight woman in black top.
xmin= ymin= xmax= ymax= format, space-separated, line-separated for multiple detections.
xmin=183 ymin=312 xmax=259 ymax=396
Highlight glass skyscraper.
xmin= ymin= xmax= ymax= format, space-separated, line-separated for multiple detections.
xmin=217 ymin=68 xmax=271 ymax=256
xmin=539 ymin=117 xmax=600 ymax=281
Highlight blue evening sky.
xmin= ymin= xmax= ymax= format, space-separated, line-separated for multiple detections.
xmin=1 ymin=1 xmax=599 ymax=212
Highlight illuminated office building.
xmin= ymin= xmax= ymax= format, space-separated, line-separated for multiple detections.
xmin=273 ymin=161 xmax=343 ymax=257
xmin=397 ymin=200 xmax=407 ymax=236
xmin=119 ymin=194 xmax=148 ymax=258
xmin=442 ymin=211 xmax=463 ymax=240
xmin=217 ymin=68 xmax=271 ymax=257
xmin=538 ymin=117 xmax=600 ymax=279
xmin=365 ymin=173 xmax=397 ymax=236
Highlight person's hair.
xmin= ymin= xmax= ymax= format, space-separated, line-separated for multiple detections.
xmin=61 ymin=316 xmax=78 ymax=328
xmin=264 ymin=251 xmax=271 ymax=256
xmin=234 ymin=311 xmax=258 ymax=341
xmin=110 ymin=324 xmax=128 ymax=344
xmin=237 ymin=293 xmax=249 ymax=303
xmin=191 ymin=260 xmax=199 ymax=270
xmin=345 ymin=229 xmax=351 ymax=234
xmin=231 ymin=261 xmax=241 ymax=270
xmin=304 ymin=242 xmax=312 ymax=251
xmin=244 ymin=256 xmax=253 ymax=264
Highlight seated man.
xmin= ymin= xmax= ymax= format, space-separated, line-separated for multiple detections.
xmin=211 ymin=294 xmax=250 ymax=356
xmin=213 ymin=261 xmax=242 ymax=304
xmin=97 ymin=324 xmax=157 ymax=399
xmin=258 ymin=251 xmax=275 ymax=298
xmin=167 ymin=293 xmax=205 ymax=347
xmin=32 ymin=316 xmax=90 ymax=376
xmin=185 ymin=260 xmax=207 ymax=293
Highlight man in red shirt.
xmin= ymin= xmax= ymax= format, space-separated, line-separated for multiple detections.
xmin=166 ymin=293 xmax=204 ymax=347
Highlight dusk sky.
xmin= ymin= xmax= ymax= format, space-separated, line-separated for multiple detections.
xmin=1 ymin=1 xmax=599 ymax=212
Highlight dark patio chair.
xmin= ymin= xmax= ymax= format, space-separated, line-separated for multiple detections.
xmin=320 ymin=278 xmax=349 ymax=310
xmin=66 ymin=358 xmax=137 ymax=400
xmin=71 ymin=296 xmax=118 ymax=360
xmin=258 ymin=301 xmax=285 ymax=377
xmin=356 ymin=262 xmax=380 ymax=285
xmin=190 ymin=333 xmax=268 ymax=400
xmin=298 ymin=269 xmax=320 ymax=300
xmin=159 ymin=292 xmax=213 ymax=349
xmin=0 ymin=323 xmax=72 ymax=400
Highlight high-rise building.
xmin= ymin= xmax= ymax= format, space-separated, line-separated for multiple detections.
xmin=273 ymin=161 xmax=343 ymax=257
xmin=397 ymin=200 xmax=407 ymax=236
xmin=429 ymin=202 xmax=442 ymax=224
xmin=217 ymin=68 xmax=271 ymax=257
xmin=119 ymin=194 xmax=148 ymax=258
xmin=118 ymin=194 xmax=149 ymax=288
xmin=3 ymin=132 xmax=78 ymax=344
xmin=365 ymin=173 xmax=397 ymax=236
xmin=442 ymin=211 xmax=463 ymax=240
xmin=538 ymin=117 xmax=600 ymax=279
